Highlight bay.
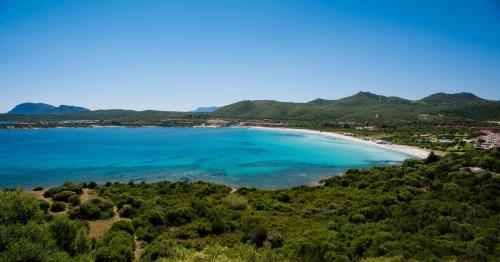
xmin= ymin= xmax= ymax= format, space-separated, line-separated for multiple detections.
xmin=0 ymin=127 xmax=415 ymax=188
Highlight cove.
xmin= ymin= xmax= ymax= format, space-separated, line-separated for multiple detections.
xmin=0 ymin=127 xmax=416 ymax=189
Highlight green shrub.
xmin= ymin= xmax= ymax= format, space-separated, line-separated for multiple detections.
xmin=52 ymin=190 xmax=77 ymax=202
xmin=50 ymin=201 xmax=66 ymax=212
xmin=350 ymin=214 xmax=366 ymax=223
xmin=0 ymin=190 xmax=44 ymax=224
xmin=241 ymin=217 xmax=268 ymax=247
xmin=165 ymin=207 xmax=194 ymax=226
xmin=33 ymin=186 xmax=44 ymax=191
xmin=276 ymin=191 xmax=291 ymax=202
xmin=197 ymin=222 xmax=212 ymax=237
xmin=110 ymin=220 xmax=134 ymax=235
xmin=135 ymin=226 xmax=155 ymax=243
xmin=224 ymin=194 xmax=248 ymax=210
xmin=49 ymin=217 xmax=83 ymax=254
xmin=210 ymin=217 xmax=227 ymax=235
xmin=68 ymin=194 xmax=81 ymax=206
xmin=0 ymin=222 xmax=69 ymax=261
xmin=43 ymin=183 xmax=82 ymax=198
xmin=38 ymin=199 xmax=50 ymax=214
xmin=146 ymin=210 xmax=165 ymax=226
xmin=73 ymin=227 xmax=92 ymax=255
xmin=119 ymin=204 xmax=134 ymax=218
xmin=69 ymin=198 xmax=114 ymax=220
xmin=94 ymin=230 xmax=134 ymax=262
xmin=266 ymin=230 xmax=284 ymax=248
xmin=88 ymin=181 xmax=98 ymax=189
xmin=141 ymin=234 xmax=177 ymax=261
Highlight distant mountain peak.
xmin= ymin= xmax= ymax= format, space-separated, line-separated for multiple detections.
xmin=7 ymin=102 xmax=90 ymax=115
xmin=355 ymin=91 xmax=378 ymax=96
xmin=192 ymin=106 xmax=220 ymax=113
xmin=307 ymin=98 xmax=333 ymax=104
xmin=419 ymin=92 xmax=486 ymax=104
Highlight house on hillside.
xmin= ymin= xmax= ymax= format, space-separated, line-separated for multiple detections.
xmin=460 ymin=167 xmax=487 ymax=174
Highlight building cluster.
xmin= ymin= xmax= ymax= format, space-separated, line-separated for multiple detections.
xmin=419 ymin=134 xmax=455 ymax=144
xmin=236 ymin=120 xmax=284 ymax=127
xmin=200 ymin=119 xmax=231 ymax=127
xmin=470 ymin=131 xmax=499 ymax=149
xmin=196 ymin=119 xmax=284 ymax=128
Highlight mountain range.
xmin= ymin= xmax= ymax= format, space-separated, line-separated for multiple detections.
xmin=214 ymin=92 xmax=500 ymax=122
xmin=3 ymin=92 xmax=499 ymax=122
xmin=7 ymin=103 xmax=90 ymax=115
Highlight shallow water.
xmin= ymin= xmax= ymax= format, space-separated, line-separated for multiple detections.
xmin=0 ymin=127 xmax=414 ymax=188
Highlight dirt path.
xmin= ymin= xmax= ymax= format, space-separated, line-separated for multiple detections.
xmin=134 ymin=235 xmax=142 ymax=261
xmin=80 ymin=188 xmax=95 ymax=202
xmin=88 ymin=205 xmax=127 ymax=239
xmin=28 ymin=189 xmax=50 ymax=203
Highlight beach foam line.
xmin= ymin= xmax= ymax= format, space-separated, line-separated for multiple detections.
xmin=240 ymin=126 xmax=430 ymax=159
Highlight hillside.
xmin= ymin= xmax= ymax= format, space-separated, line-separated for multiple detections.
xmin=7 ymin=103 xmax=90 ymax=115
xmin=418 ymin=92 xmax=486 ymax=105
xmin=1 ymin=149 xmax=498 ymax=261
xmin=2 ymin=92 xmax=499 ymax=123
xmin=214 ymin=92 xmax=500 ymax=122
xmin=0 ymin=109 xmax=203 ymax=122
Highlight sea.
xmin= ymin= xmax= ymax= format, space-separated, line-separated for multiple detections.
xmin=0 ymin=127 xmax=415 ymax=188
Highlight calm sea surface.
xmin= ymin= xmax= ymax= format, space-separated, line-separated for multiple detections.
xmin=0 ymin=127 xmax=415 ymax=188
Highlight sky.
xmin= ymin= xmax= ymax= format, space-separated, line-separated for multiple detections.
xmin=1 ymin=0 xmax=499 ymax=112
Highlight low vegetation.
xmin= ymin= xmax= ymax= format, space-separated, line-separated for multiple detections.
xmin=0 ymin=149 xmax=498 ymax=261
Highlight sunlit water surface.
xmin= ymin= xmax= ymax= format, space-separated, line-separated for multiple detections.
xmin=0 ymin=127 xmax=415 ymax=188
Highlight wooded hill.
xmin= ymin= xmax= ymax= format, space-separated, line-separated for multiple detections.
xmin=214 ymin=92 xmax=500 ymax=122
xmin=2 ymin=92 xmax=499 ymax=123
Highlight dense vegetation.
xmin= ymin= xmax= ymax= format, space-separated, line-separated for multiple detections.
xmin=0 ymin=149 xmax=499 ymax=261
xmin=0 ymin=109 xmax=206 ymax=122
xmin=214 ymin=92 xmax=500 ymax=122
xmin=290 ymin=121 xmax=486 ymax=152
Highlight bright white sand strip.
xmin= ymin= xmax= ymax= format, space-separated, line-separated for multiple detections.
xmin=241 ymin=126 xmax=430 ymax=159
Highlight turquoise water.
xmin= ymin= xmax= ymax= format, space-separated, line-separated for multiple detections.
xmin=0 ymin=127 xmax=414 ymax=188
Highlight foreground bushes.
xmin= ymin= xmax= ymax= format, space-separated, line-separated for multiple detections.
xmin=0 ymin=190 xmax=93 ymax=261
xmin=0 ymin=190 xmax=43 ymax=224
xmin=94 ymin=223 xmax=135 ymax=262
xmin=69 ymin=198 xmax=114 ymax=220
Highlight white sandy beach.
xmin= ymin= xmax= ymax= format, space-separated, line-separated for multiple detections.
xmin=242 ymin=126 xmax=430 ymax=159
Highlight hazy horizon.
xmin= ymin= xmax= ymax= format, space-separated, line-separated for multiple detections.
xmin=1 ymin=0 xmax=500 ymax=112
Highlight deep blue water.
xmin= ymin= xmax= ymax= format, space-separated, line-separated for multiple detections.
xmin=0 ymin=127 xmax=415 ymax=188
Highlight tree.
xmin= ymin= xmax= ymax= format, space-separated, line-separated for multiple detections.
xmin=73 ymin=227 xmax=92 ymax=255
xmin=425 ymin=151 xmax=440 ymax=164
xmin=94 ymin=231 xmax=134 ymax=262
xmin=0 ymin=190 xmax=43 ymax=225
xmin=50 ymin=201 xmax=66 ymax=212
xmin=49 ymin=217 xmax=81 ymax=254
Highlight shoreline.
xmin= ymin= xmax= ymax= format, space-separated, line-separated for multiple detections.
xmin=241 ymin=126 xmax=431 ymax=159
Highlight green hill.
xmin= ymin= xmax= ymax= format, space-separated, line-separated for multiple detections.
xmin=418 ymin=92 xmax=486 ymax=105
xmin=1 ymin=92 xmax=498 ymax=123
xmin=0 ymin=109 xmax=203 ymax=122
xmin=215 ymin=92 xmax=500 ymax=122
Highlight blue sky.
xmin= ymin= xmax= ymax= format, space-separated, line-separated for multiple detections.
xmin=1 ymin=0 xmax=499 ymax=112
